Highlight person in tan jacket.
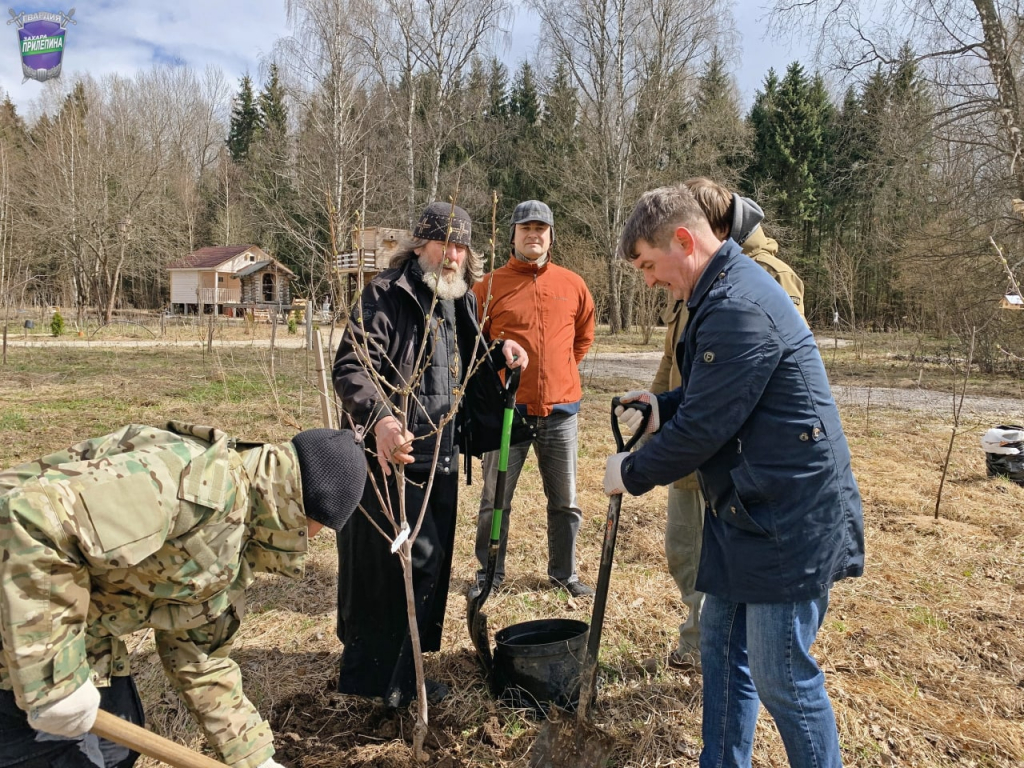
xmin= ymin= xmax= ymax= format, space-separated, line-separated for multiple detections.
xmin=470 ymin=200 xmax=596 ymax=598
xmin=652 ymin=178 xmax=805 ymax=670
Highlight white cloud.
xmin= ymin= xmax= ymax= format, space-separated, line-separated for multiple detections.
xmin=0 ymin=1 xmax=288 ymax=117
xmin=0 ymin=0 xmax=816 ymax=120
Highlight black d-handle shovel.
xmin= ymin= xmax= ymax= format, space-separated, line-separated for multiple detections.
xmin=468 ymin=365 xmax=522 ymax=688
xmin=528 ymin=396 xmax=652 ymax=768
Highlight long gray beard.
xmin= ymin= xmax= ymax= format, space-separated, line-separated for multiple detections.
xmin=417 ymin=255 xmax=469 ymax=300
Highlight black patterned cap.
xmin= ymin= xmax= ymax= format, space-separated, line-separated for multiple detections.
xmin=413 ymin=202 xmax=472 ymax=247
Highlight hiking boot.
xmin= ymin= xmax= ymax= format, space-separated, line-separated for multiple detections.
xmin=550 ymin=579 xmax=595 ymax=598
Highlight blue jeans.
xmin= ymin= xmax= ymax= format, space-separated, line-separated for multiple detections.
xmin=700 ymin=593 xmax=843 ymax=768
xmin=474 ymin=411 xmax=583 ymax=584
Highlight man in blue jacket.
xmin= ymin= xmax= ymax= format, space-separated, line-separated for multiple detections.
xmin=605 ymin=183 xmax=864 ymax=768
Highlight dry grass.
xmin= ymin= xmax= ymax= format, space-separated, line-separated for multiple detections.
xmin=1 ymin=339 xmax=1022 ymax=767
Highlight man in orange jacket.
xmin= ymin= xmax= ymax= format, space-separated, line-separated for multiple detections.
xmin=470 ymin=200 xmax=596 ymax=598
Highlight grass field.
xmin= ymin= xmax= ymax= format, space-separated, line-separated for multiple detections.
xmin=1 ymin=330 xmax=1022 ymax=767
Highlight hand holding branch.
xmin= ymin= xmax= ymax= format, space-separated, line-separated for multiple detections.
xmin=374 ymin=416 xmax=415 ymax=475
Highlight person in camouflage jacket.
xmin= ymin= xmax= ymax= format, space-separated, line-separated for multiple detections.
xmin=0 ymin=422 xmax=365 ymax=768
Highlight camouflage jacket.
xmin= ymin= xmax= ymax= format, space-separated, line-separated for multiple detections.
xmin=0 ymin=422 xmax=308 ymax=768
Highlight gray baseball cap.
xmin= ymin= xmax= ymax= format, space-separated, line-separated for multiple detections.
xmin=509 ymin=200 xmax=555 ymax=244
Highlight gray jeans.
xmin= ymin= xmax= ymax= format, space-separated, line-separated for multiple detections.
xmin=666 ymin=484 xmax=705 ymax=656
xmin=474 ymin=411 xmax=583 ymax=585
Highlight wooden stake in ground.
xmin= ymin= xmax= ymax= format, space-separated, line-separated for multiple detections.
xmin=313 ymin=327 xmax=335 ymax=429
xmin=269 ymin=312 xmax=278 ymax=380
xmin=2 ymin=323 xmax=6 ymax=365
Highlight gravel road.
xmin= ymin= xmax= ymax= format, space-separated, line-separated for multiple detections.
xmin=8 ymin=335 xmax=1022 ymax=419
xmin=581 ymin=350 xmax=1024 ymax=420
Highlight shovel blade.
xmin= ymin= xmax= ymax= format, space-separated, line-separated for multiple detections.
xmin=528 ymin=706 xmax=615 ymax=768
xmin=468 ymin=601 xmax=494 ymax=685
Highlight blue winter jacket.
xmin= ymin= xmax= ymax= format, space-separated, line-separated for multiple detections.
xmin=622 ymin=239 xmax=864 ymax=603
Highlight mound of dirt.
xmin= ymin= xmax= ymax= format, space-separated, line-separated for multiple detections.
xmin=268 ymin=687 xmax=467 ymax=768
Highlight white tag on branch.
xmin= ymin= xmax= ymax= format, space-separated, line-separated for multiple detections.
xmin=391 ymin=522 xmax=411 ymax=553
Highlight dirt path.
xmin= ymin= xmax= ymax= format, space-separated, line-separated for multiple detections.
xmin=5 ymin=336 xmax=309 ymax=349
xmin=8 ymin=336 xmax=1022 ymax=419
xmin=581 ymin=349 xmax=1024 ymax=420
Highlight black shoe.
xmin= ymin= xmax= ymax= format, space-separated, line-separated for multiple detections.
xmin=426 ymin=679 xmax=449 ymax=704
xmin=468 ymin=577 xmax=503 ymax=601
xmin=551 ymin=579 xmax=595 ymax=598
xmin=387 ymin=679 xmax=449 ymax=708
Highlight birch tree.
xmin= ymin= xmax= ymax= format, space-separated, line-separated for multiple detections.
xmin=350 ymin=0 xmax=510 ymax=226
xmin=529 ymin=0 xmax=725 ymax=332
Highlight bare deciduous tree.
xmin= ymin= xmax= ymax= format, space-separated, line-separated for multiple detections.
xmin=350 ymin=0 xmax=511 ymax=226
xmin=529 ymin=0 xmax=726 ymax=332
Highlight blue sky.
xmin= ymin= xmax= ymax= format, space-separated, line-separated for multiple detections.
xmin=0 ymin=1 xmax=813 ymax=118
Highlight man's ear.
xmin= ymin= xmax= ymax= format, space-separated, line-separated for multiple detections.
xmin=674 ymin=225 xmax=696 ymax=255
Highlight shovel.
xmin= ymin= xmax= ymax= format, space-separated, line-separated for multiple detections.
xmin=92 ymin=709 xmax=227 ymax=768
xmin=467 ymin=364 xmax=522 ymax=690
xmin=527 ymin=396 xmax=652 ymax=768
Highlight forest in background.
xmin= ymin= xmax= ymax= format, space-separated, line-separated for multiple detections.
xmin=1 ymin=0 xmax=1024 ymax=368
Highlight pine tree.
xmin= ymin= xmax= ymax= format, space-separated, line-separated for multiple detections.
xmin=747 ymin=68 xmax=780 ymax=183
xmin=487 ymin=58 xmax=509 ymax=121
xmin=0 ymin=94 xmax=27 ymax=148
xmin=258 ymin=64 xmax=288 ymax=143
xmin=541 ymin=58 xmax=578 ymax=156
xmin=510 ymin=62 xmax=541 ymax=126
xmin=685 ymin=47 xmax=748 ymax=182
xmin=227 ymin=74 xmax=260 ymax=162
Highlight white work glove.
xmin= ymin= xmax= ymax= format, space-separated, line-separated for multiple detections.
xmin=256 ymin=758 xmax=287 ymax=768
xmin=604 ymin=452 xmax=630 ymax=496
xmin=30 ymin=678 xmax=100 ymax=738
xmin=614 ymin=390 xmax=660 ymax=435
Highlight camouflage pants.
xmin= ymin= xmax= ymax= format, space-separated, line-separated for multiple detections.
xmin=0 ymin=676 xmax=143 ymax=768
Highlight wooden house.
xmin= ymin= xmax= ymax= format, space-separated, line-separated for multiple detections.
xmin=234 ymin=258 xmax=296 ymax=308
xmin=168 ymin=245 xmax=271 ymax=314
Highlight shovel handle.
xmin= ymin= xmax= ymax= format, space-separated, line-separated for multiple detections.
xmin=610 ymin=397 xmax=652 ymax=453
xmin=92 ymin=709 xmax=228 ymax=768
xmin=503 ymin=365 xmax=522 ymax=409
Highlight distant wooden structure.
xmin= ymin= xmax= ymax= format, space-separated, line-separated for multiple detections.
xmin=168 ymin=245 xmax=266 ymax=314
xmin=336 ymin=227 xmax=408 ymax=305
xmin=167 ymin=245 xmax=298 ymax=317
xmin=235 ymin=258 xmax=296 ymax=308
xmin=1001 ymin=293 xmax=1023 ymax=310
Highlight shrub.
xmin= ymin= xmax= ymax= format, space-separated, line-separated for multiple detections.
xmin=50 ymin=311 xmax=65 ymax=337
xmin=287 ymin=313 xmax=298 ymax=335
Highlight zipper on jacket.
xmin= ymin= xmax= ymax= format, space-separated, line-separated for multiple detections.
xmin=737 ymin=437 xmax=742 ymax=454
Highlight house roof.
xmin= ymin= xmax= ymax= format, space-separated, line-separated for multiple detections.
xmin=167 ymin=245 xmax=260 ymax=270
xmin=234 ymin=259 xmax=297 ymax=278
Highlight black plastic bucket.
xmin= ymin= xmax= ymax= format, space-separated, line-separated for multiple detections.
xmin=493 ymin=618 xmax=589 ymax=714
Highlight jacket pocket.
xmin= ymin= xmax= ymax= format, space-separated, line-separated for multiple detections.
xmin=723 ymin=462 xmax=772 ymax=536
xmin=718 ymin=492 xmax=770 ymax=536
xmin=79 ymin=474 xmax=168 ymax=566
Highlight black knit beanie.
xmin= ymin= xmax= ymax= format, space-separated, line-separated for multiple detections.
xmin=412 ymin=201 xmax=472 ymax=246
xmin=291 ymin=429 xmax=367 ymax=532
